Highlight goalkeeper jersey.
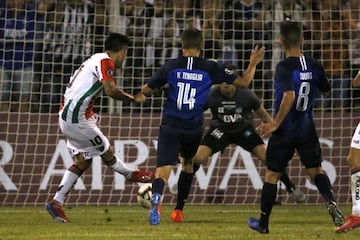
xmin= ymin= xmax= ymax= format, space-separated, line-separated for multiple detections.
xmin=59 ymin=53 xmax=116 ymax=123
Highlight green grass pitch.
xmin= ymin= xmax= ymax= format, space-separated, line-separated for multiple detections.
xmin=0 ymin=204 xmax=358 ymax=240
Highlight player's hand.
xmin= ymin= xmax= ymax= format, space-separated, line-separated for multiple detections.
xmin=256 ymin=122 xmax=277 ymax=138
xmin=249 ymin=45 xmax=265 ymax=66
xmin=133 ymin=93 xmax=146 ymax=103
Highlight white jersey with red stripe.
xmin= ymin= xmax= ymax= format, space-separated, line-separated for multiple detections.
xmin=59 ymin=52 xmax=116 ymax=123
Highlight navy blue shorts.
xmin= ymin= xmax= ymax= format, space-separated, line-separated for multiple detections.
xmin=156 ymin=117 xmax=203 ymax=167
xmin=266 ymin=123 xmax=323 ymax=172
xmin=201 ymin=125 xmax=264 ymax=154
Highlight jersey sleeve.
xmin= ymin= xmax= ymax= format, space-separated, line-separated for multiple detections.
xmin=99 ymin=58 xmax=116 ymax=84
xmin=211 ymin=62 xmax=238 ymax=85
xmin=146 ymin=64 xmax=168 ymax=89
xmin=246 ymin=90 xmax=262 ymax=110
xmin=275 ymin=62 xmax=294 ymax=91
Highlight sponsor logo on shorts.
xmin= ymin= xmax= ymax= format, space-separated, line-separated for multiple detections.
xmin=211 ymin=128 xmax=224 ymax=139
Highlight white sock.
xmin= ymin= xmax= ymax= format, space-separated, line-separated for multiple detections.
xmin=109 ymin=157 xmax=133 ymax=179
xmin=351 ymin=171 xmax=360 ymax=216
xmin=53 ymin=169 xmax=79 ymax=205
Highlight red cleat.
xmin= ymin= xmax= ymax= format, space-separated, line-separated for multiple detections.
xmin=45 ymin=199 xmax=70 ymax=223
xmin=170 ymin=209 xmax=184 ymax=223
xmin=128 ymin=170 xmax=154 ymax=183
xmin=336 ymin=215 xmax=360 ymax=233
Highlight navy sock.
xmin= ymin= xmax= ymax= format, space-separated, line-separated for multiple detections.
xmin=259 ymin=182 xmax=277 ymax=228
xmin=175 ymin=171 xmax=194 ymax=210
xmin=152 ymin=178 xmax=165 ymax=195
xmin=314 ymin=173 xmax=334 ymax=202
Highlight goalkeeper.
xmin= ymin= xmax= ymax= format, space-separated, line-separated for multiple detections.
xmin=171 ymin=81 xmax=306 ymax=223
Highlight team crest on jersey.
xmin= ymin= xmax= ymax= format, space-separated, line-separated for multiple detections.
xmin=107 ymin=69 xmax=114 ymax=77
xmin=224 ymin=67 xmax=234 ymax=75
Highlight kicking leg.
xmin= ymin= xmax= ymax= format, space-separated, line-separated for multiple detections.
xmin=102 ymin=147 xmax=154 ymax=183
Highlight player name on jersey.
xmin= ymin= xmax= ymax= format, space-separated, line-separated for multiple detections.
xmin=177 ymin=72 xmax=203 ymax=81
xmin=300 ymin=72 xmax=313 ymax=80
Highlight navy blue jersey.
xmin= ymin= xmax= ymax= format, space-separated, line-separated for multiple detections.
xmin=206 ymin=86 xmax=261 ymax=133
xmin=274 ymin=55 xmax=330 ymax=129
xmin=147 ymin=56 xmax=238 ymax=122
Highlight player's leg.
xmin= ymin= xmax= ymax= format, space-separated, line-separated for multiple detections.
xmin=297 ymin=136 xmax=345 ymax=226
xmin=149 ymin=124 xmax=181 ymax=225
xmin=170 ymin=126 xmax=204 ymax=223
xmin=248 ymin=134 xmax=293 ymax=234
xmin=251 ymin=143 xmax=305 ymax=202
xmin=248 ymin=169 xmax=282 ymax=234
xmin=149 ymin=165 xmax=173 ymax=225
xmin=306 ymin=166 xmax=345 ymax=226
xmin=46 ymin=153 xmax=91 ymax=222
xmin=101 ymin=146 xmax=154 ymax=183
xmin=171 ymin=145 xmax=212 ymax=223
xmin=336 ymin=123 xmax=360 ymax=233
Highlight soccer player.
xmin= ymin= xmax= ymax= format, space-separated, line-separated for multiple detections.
xmin=170 ymin=82 xmax=306 ymax=223
xmin=45 ymin=33 xmax=154 ymax=223
xmin=335 ymin=70 xmax=360 ymax=233
xmin=247 ymin=21 xmax=345 ymax=234
xmin=139 ymin=28 xmax=265 ymax=225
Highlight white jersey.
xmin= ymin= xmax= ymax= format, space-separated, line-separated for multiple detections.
xmin=59 ymin=52 xmax=116 ymax=123
xmin=351 ymin=122 xmax=360 ymax=150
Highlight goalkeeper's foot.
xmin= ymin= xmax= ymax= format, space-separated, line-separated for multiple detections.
xmin=170 ymin=209 xmax=184 ymax=223
xmin=127 ymin=170 xmax=154 ymax=183
xmin=46 ymin=199 xmax=70 ymax=223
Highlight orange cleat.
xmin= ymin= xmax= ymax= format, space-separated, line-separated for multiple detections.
xmin=335 ymin=215 xmax=360 ymax=233
xmin=45 ymin=199 xmax=70 ymax=223
xmin=170 ymin=209 xmax=184 ymax=223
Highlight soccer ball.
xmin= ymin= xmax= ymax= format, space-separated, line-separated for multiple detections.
xmin=137 ymin=183 xmax=152 ymax=208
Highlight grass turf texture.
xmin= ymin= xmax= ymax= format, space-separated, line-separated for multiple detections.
xmin=0 ymin=205 xmax=357 ymax=240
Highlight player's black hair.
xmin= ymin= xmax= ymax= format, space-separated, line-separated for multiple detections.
xmin=280 ymin=21 xmax=302 ymax=48
xmin=181 ymin=28 xmax=203 ymax=50
xmin=104 ymin=33 xmax=129 ymax=52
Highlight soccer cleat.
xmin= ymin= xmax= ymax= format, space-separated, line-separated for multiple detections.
xmin=170 ymin=209 xmax=184 ymax=223
xmin=127 ymin=170 xmax=154 ymax=183
xmin=335 ymin=215 xmax=360 ymax=233
xmin=291 ymin=189 xmax=306 ymax=203
xmin=247 ymin=217 xmax=269 ymax=234
xmin=149 ymin=193 xmax=161 ymax=225
xmin=327 ymin=201 xmax=345 ymax=226
xmin=45 ymin=199 xmax=70 ymax=223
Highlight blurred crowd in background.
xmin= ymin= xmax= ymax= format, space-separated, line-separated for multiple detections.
xmin=0 ymin=0 xmax=359 ymax=113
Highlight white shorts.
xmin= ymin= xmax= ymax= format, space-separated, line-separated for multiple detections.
xmin=351 ymin=122 xmax=360 ymax=150
xmin=59 ymin=114 xmax=110 ymax=159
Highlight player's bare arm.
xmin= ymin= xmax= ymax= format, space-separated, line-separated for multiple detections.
xmin=255 ymin=104 xmax=273 ymax=124
xmin=258 ymin=90 xmax=295 ymax=137
xmin=102 ymin=80 xmax=140 ymax=102
xmin=233 ymin=45 xmax=265 ymax=88
xmin=353 ymin=70 xmax=360 ymax=88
